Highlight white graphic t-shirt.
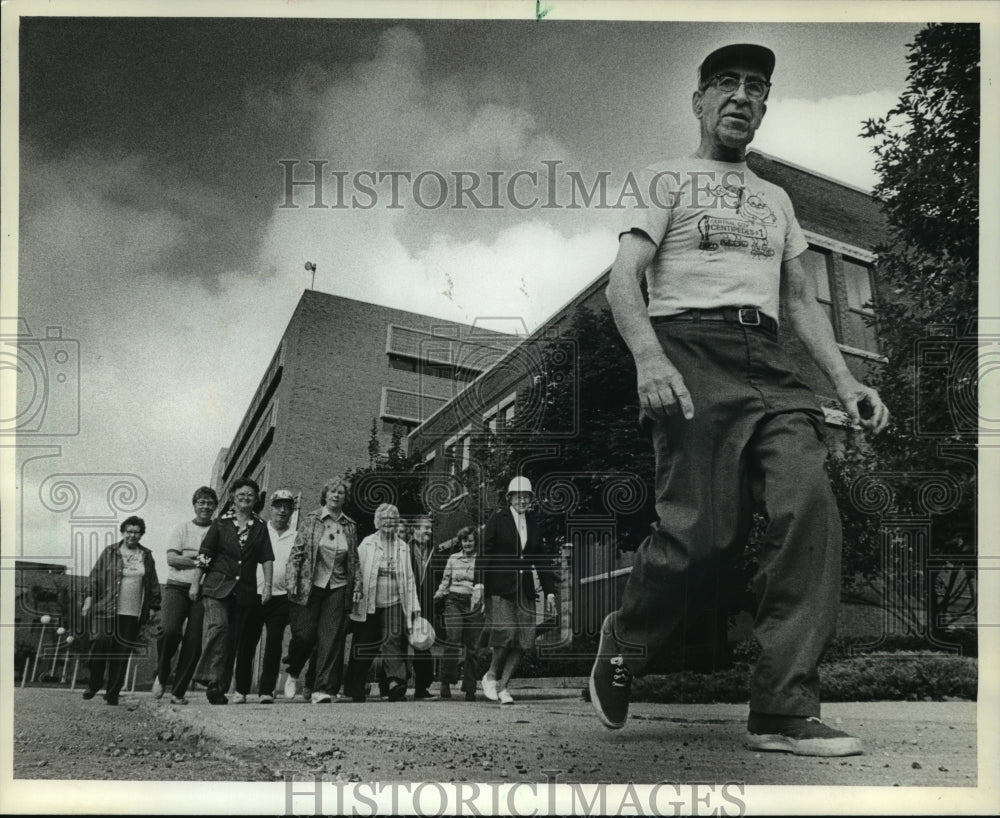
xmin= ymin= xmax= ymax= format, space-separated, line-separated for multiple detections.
xmin=625 ymin=156 xmax=808 ymax=323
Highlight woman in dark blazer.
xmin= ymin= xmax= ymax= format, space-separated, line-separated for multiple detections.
xmin=472 ymin=477 xmax=557 ymax=705
xmin=81 ymin=516 xmax=161 ymax=705
xmin=193 ymin=478 xmax=274 ymax=705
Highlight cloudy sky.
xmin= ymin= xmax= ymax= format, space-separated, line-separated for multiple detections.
xmin=2 ymin=5 xmax=948 ymax=570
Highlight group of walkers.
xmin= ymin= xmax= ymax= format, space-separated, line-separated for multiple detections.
xmin=79 ymin=475 xmax=557 ymax=707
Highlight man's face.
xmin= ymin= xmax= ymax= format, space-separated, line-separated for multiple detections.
xmin=693 ymin=64 xmax=768 ymax=151
xmin=413 ymin=521 xmax=432 ymax=545
xmin=271 ymin=501 xmax=294 ymax=530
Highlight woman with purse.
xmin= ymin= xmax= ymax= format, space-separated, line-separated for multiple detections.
xmin=343 ymin=503 xmax=422 ymax=702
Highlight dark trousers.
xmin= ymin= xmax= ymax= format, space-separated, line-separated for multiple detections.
xmin=156 ymin=584 xmax=204 ymax=698
xmin=286 ymin=586 xmax=349 ymax=695
xmin=197 ymin=595 xmax=257 ymax=693
xmin=439 ymin=593 xmax=484 ymax=692
xmin=344 ymin=604 xmax=408 ymax=699
xmin=616 ymin=321 xmax=842 ymax=718
xmin=87 ymin=615 xmax=140 ymax=700
xmin=235 ymin=595 xmax=289 ymax=696
xmin=411 ymin=648 xmax=434 ymax=692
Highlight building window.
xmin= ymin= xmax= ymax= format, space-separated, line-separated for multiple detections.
xmin=443 ymin=436 xmax=459 ymax=476
xmin=802 ymin=243 xmax=880 ymax=355
xmin=801 ymin=247 xmax=835 ymax=327
xmin=842 ymin=257 xmax=880 ymax=354
xmin=443 ymin=429 xmax=472 ymax=475
xmin=483 ymin=393 xmax=517 ymax=435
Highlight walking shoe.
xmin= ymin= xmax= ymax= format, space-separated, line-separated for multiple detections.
xmin=303 ymin=687 xmax=313 ymax=702
xmin=81 ymin=689 xmax=96 ymax=700
xmin=104 ymin=694 xmax=119 ymax=706
xmin=414 ymin=688 xmax=437 ymax=701
xmin=152 ymin=677 xmax=164 ymax=699
xmin=439 ymin=683 xmax=452 ymax=699
xmin=206 ymin=686 xmax=228 ymax=705
xmin=283 ymin=674 xmax=297 ymax=700
xmin=482 ymin=672 xmax=499 ymax=702
xmin=745 ymin=713 xmax=863 ymax=757
xmin=170 ymin=696 xmax=189 ymax=705
xmin=387 ymin=682 xmax=407 ymax=702
xmin=259 ymin=693 xmax=274 ymax=704
xmin=465 ymin=691 xmax=476 ymax=702
xmin=589 ymin=612 xmax=632 ymax=730
xmin=311 ymin=691 xmax=333 ymax=704
xmin=498 ymin=689 xmax=514 ymax=705
xmin=232 ymin=692 xmax=247 ymax=704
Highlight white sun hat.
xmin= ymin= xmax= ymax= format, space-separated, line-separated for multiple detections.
xmin=506 ymin=476 xmax=533 ymax=495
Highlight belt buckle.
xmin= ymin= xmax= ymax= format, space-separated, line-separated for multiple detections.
xmin=738 ymin=307 xmax=761 ymax=327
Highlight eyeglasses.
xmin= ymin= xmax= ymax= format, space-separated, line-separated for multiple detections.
xmin=704 ymin=73 xmax=771 ymax=102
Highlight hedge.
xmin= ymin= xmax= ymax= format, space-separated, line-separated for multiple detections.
xmin=630 ymin=653 xmax=977 ymax=704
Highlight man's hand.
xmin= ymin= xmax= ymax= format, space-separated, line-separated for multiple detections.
xmin=836 ymin=377 xmax=890 ymax=434
xmin=545 ymin=593 xmax=557 ymax=618
xmin=261 ymin=587 xmax=272 ymax=605
xmin=470 ymin=586 xmax=483 ymax=611
xmin=636 ymin=349 xmax=694 ymax=420
xmin=81 ymin=599 xmax=91 ymax=617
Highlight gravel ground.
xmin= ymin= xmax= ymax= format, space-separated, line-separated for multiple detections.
xmin=12 ymin=686 xmax=978 ymax=788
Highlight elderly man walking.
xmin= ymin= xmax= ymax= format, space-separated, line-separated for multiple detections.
xmin=589 ymin=43 xmax=889 ymax=757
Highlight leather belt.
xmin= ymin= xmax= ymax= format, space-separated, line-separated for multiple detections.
xmin=651 ymin=307 xmax=778 ymax=336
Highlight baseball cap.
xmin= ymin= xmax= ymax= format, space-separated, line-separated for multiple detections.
xmin=699 ymin=43 xmax=775 ymax=83
xmin=270 ymin=489 xmax=296 ymax=504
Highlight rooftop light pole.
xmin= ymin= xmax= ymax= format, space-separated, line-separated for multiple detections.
xmin=305 ymin=261 xmax=317 ymax=290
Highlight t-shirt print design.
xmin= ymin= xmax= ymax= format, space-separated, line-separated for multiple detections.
xmin=697 ymin=184 xmax=778 ymax=259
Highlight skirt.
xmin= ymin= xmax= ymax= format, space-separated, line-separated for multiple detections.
xmin=486 ymin=594 xmax=536 ymax=650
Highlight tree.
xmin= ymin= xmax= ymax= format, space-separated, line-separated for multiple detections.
xmin=345 ymin=418 xmax=427 ymax=539
xmin=853 ymin=23 xmax=979 ymax=643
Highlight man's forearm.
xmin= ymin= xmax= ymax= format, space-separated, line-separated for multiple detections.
xmin=606 ymin=236 xmax=661 ymax=364
xmin=166 ymin=551 xmax=197 ymax=570
xmin=787 ymin=297 xmax=856 ymax=390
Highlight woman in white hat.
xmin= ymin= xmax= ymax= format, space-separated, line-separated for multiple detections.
xmin=344 ymin=503 xmax=422 ymax=702
xmin=472 ymin=477 xmax=557 ymax=704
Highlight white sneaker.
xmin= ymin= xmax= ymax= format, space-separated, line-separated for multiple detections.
xmin=498 ymin=689 xmax=514 ymax=705
xmin=311 ymin=691 xmax=333 ymax=704
xmin=259 ymin=693 xmax=274 ymax=704
xmin=232 ymin=693 xmax=247 ymax=704
xmin=151 ymin=677 xmax=164 ymax=699
xmin=284 ymin=674 xmax=297 ymax=700
xmin=482 ymin=673 xmax=499 ymax=701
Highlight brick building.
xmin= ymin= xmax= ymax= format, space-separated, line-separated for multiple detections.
xmin=211 ymin=289 xmax=515 ymax=510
